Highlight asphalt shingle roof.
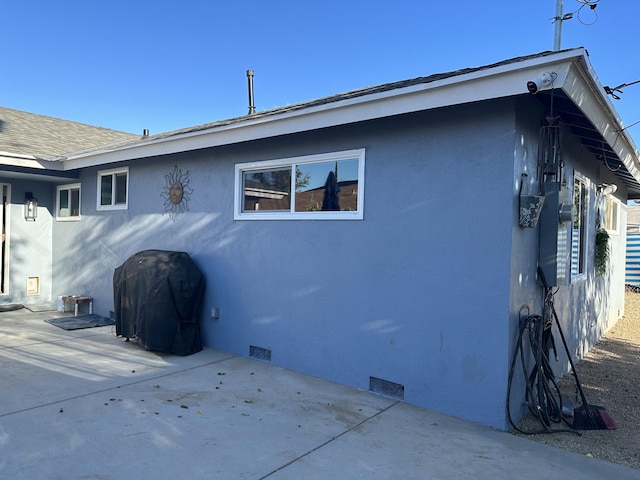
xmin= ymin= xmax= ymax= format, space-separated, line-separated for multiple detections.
xmin=0 ymin=106 xmax=138 ymax=160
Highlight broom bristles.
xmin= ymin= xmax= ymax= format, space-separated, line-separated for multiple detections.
xmin=573 ymin=404 xmax=618 ymax=430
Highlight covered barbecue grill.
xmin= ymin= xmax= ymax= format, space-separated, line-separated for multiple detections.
xmin=113 ymin=250 xmax=205 ymax=355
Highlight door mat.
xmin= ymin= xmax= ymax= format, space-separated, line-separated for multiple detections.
xmin=45 ymin=314 xmax=114 ymax=330
xmin=0 ymin=304 xmax=23 ymax=312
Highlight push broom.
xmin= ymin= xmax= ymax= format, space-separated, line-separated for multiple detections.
xmin=539 ymin=268 xmax=617 ymax=430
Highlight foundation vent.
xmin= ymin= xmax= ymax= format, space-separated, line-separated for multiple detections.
xmin=249 ymin=345 xmax=272 ymax=362
xmin=369 ymin=376 xmax=404 ymax=400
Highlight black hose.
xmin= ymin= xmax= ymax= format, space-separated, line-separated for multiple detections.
xmin=507 ymin=312 xmax=576 ymax=434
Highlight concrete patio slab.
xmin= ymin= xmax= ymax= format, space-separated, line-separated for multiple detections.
xmin=1 ymin=308 xmax=638 ymax=479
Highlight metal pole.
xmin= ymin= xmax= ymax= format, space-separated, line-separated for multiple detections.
xmin=553 ymin=0 xmax=564 ymax=50
xmin=246 ymin=70 xmax=256 ymax=115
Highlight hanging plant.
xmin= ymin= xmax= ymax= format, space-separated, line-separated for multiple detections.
xmin=595 ymin=228 xmax=610 ymax=277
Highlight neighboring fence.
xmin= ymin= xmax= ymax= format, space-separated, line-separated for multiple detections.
xmin=626 ymin=233 xmax=640 ymax=285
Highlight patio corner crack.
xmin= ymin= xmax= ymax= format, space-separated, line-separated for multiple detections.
xmin=259 ymin=400 xmax=400 ymax=480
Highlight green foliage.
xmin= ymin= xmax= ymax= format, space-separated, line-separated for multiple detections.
xmin=595 ymin=228 xmax=610 ymax=277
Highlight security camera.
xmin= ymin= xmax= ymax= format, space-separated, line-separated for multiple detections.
xmin=527 ymin=73 xmax=554 ymax=94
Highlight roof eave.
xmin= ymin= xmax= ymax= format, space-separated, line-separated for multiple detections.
xmin=57 ymin=50 xmax=585 ymax=169
xmin=0 ymin=152 xmax=82 ymax=182
xmin=559 ymin=54 xmax=640 ymax=193
xmin=55 ymin=48 xmax=640 ymax=197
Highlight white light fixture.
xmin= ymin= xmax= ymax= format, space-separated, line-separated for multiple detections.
xmin=597 ymin=183 xmax=617 ymax=196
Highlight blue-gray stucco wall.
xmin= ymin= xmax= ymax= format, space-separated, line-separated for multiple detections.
xmin=48 ymin=99 xmax=517 ymax=428
xmin=506 ymin=97 xmax=626 ymax=428
xmin=0 ymin=179 xmax=54 ymax=305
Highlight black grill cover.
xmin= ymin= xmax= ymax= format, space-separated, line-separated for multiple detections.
xmin=113 ymin=250 xmax=205 ymax=355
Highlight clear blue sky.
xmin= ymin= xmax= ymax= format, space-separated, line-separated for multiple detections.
xmin=3 ymin=1 xmax=640 ymax=139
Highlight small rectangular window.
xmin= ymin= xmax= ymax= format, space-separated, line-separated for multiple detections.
xmin=56 ymin=183 xmax=81 ymax=221
xmin=571 ymin=173 xmax=589 ymax=280
xmin=97 ymin=167 xmax=129 ymax=210
xmin=235 ymin=149 xmax=365 ymax=220
xmin=604 ymin=196 xmax=619 ymax=234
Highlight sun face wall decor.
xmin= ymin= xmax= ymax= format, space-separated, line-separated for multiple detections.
xmin=161 ymin=166 xmax=193 ymax=221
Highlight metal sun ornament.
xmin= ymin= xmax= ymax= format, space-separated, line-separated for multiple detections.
xmin=161 ymin=166 xmax=193 ymax=221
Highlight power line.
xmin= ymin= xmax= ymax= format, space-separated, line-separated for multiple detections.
xmin=552 ymin=0 xmax=600 ymax=50
xmin=604 ymin=80 xmax=640 ymax=100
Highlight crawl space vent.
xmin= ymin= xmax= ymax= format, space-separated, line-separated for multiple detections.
xmin=249 ymin=345 xmax=272 ymax=361
xmin=369 ymin=376 xmax=404 ymax=400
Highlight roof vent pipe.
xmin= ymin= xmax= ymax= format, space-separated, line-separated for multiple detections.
xmin=143 ymin=129 xmax=149 ymax=136
xmin=246 ymin=69 xmax=256 ymax=115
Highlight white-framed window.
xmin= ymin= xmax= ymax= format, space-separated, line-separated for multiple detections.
xmin=234 ymin=149 xmax=365 ymax=220
xmin=604 ymin=196 xmax=620 ymax=234
xmin=97 ymin=167 xmax=129 ymax=210
xmin=56 ymin=183 xmax=81 ymax=221
xmin=571 ymin=172 xmax=589 ymax=281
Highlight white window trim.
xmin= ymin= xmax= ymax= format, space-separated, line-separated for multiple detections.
xmin=234 ymin=149 xmax=365 ymax=220
xmin=571 ymin=172 xmax=589 ymax=283
xmin=97 ymin=166 xmax=129 ymax=211
xmin=56 ymin=183 xmax=81 ymax=221
xmin=0 ymin=183 xmax=11 ymax=296
xmin=604 ymin=196 xmax=620 ymax=235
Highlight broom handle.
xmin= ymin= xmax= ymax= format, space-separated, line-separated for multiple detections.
xmin=549 ymin=300 xmax=590 ymax=405
xmin=537 ymin=267 xmax=589 ymax=405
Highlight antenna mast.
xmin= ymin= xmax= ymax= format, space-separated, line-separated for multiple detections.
xmin=553 ymin=0 xmax=599 ymax=50
xmin=553 ymin=0 xmax=570 ymax=50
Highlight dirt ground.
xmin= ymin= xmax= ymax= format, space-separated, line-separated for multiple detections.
xmin=514 ymin=287 xmax=640 ymax=470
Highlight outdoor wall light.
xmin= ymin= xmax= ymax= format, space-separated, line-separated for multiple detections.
xmin=597 ymin=183 xmax=618 ymax=196
xmin=24 ymin=192 xmax=37 ymax=221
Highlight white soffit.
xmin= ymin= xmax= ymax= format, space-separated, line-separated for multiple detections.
xmin=560 ymin=58 xmax=640 ymax=185
xmin=0 ymin=152 xmax=64 ymax=170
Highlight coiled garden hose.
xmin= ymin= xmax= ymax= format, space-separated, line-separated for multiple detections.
xmin=507 ymin=312 xmax=577 ymax=434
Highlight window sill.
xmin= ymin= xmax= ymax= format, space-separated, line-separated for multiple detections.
xmin=97 ymin=205 xmax=128 ymax=211
xmin=571 ymin=273 xmax=587 ymax=284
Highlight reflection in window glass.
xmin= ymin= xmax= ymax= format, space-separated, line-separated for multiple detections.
xmin=98 ymin=167 xmax=129 ymax=210
xmin=100 ymin=175 xmax=112 ymax=206
xmin=57 ymin=184 xmax=81 ymax=219
xmin=59 ymin=190 xmax=69 ymax=216
xmin=115 ymin=173 xmax=127 ymax=204
xmin=295 ymin=159 xmax=359 ymax=212
xmin=235 ymin=149 xmax=365 ymax=220
xmin=571 ymin=176 xmax=588 ymax=277
xmin=70 ymin=188 xmax=80 ymax=216
xmin=243 ymin=168 xmax=291 ymax=211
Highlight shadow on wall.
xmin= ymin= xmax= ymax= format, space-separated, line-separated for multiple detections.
xmin=555 ymin=273 xmax=612 ymax=371
xmin=52 ymin=210 xmax=231 ymax=313
xmin=5 ymin=199 xmax=53 ymax=304
xmin=581 ymin=274 xmax=611 ymax=355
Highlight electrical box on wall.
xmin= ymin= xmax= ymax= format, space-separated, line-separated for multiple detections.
xmin=538 ymin=182 xmax=572 ymax=286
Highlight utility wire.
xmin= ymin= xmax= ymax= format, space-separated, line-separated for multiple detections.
xmin=575 ymin=0 xmax=600 ymax=25
xmin=605 ymin=79 xmax=640 ymax=100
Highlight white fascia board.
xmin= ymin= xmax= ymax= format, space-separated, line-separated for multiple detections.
xmin=60 ymin=50 xmax=585 ymax=170
xmin=0 ymin=152 xmax=65 ymax=170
